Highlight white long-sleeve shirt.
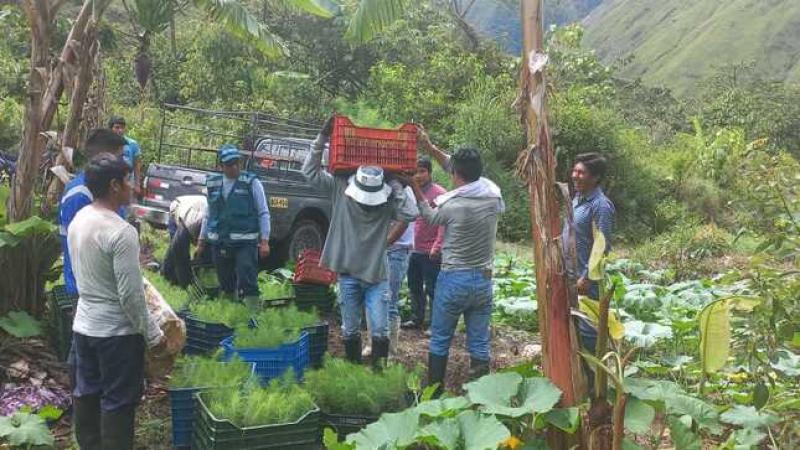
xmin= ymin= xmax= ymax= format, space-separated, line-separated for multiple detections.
xmin=69 ymin=204 xmax=162 ymax=346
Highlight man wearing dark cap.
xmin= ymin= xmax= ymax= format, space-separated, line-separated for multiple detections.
xmin=197 ymin=145 xmax=271 ymax=309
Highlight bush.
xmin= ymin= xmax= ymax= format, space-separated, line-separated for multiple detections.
xmin=305 ymin=359 xmax=412 ymax=416
xmin=0 ymin=97 xmax=22 ymax=151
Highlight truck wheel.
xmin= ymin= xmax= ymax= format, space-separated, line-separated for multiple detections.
xmin=287 ymin=219 xmax=325 ymax=262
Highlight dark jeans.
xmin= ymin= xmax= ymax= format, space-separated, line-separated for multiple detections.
xmin=73 ymin=333 xmax=145 ymax=411
xmin=407 ymin=252 xmax=441 ymax=326
xmin=161 ymin=224 xmax=193 ymax=287
xmin=212 ymin=244 xmax=259 ymax=298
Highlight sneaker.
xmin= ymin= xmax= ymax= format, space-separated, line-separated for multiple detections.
xmin=401 ymin=320 xmax=420 ymax=329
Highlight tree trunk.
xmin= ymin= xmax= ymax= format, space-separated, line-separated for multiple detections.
xmin=517 ymin=0 xmax=587 ymax=447
xmin=9 ymin=0 xmax=56 ymax=222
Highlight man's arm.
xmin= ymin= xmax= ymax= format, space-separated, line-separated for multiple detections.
xmin=389 ymin=180 xmax=419 ymax=223
xmin=251 ymin=178 xmax=271 ymax=257
xmin=596 ymin=201 xmax=615 ymax=254
xmin=387 ymin=221 xmax=409 ymax=247
xmin=417 ymin=126 xmax=451 ymax=171
xmin=303 ymin=119 xmax=336 ymax=192
xmin=112 ymin=226 xmax=163 ymax=347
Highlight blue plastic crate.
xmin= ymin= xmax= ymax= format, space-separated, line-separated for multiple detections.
xmin=220 ymin=332 xmax=310 ymax=383
xmin=169 ymin=363 xmax=256 ymax=447
xmin=183 ymin=316 xmax=235 ymax=355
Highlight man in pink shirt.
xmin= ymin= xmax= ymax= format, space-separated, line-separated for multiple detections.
xmin=403 ymin=157 xmax=446 ymax=330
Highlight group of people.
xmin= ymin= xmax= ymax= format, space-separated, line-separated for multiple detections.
xmin=56 ymin=112 xmax=614 ymax=448
xmin=303 ymin=118 xmax=507 ymax=389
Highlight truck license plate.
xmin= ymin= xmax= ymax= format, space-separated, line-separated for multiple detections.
xmin=269 ymin=196 xmax=289 ymax=209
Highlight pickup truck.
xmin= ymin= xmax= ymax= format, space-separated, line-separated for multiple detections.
xmin=132 ymin=105 xmax=331 ymax=267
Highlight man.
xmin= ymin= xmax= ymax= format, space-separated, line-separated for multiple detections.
xmin=69 ymin=153 xmax=165 ymax=450
xmin=402 ymin=156 xmax=446 ymax=331
xmin=561 ymin=153 xmax=615 ymax=353
xmin=197 ymin=145 xmax=271 ymax=308
xmin=162 ymin=195 xmax=208 ymax=287
xmin=59 ymin=129 xmax=128 ymax=299
xmin=303 ymin=117 xmax=418 ymax=368
xmin=109 ymin=116 xmax=142 ymax=198
xmin=408 ymin=128 xmax=504 ymax=393
xmin=378 ymin=187 xmax=415 ymax=358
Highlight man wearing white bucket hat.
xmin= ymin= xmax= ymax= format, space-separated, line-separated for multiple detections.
xmin=303 ymin=117 xmax=419 ymax=368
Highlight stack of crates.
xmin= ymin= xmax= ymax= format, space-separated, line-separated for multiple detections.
xmin=183 ymin=316 xmax=234 ymax=355
xmin=301 ymin=321 xmax=329 ymax=369
xmin=220 ymin=331 xmax=310 ymax=383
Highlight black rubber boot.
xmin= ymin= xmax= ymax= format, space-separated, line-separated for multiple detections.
xmin=101 ymin=406 xmax=136 ymax=450
xmin=344 ymin=334 xmax=362 ymax=364
xmin=468 ymin=357 xmax=491 ymax=381
xmin=371 ymin=337 xmax=390 ymax=371
xmin=74 ymin=395 xmax=102 ymax=450
xmin=427 ymin=353 xmax=448 ymax=398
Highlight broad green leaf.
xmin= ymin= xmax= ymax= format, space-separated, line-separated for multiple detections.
xmin=588 ymin=222 xmax=607 ymax=281
xmin=323 ymin=427 xmax=355 ymax=450
xmin=520 ymin=437 xmax=548 ymax=450
xmin=37 ymin=405 xmax=64 ymax=421
xmin=667 ymin=416 xmax=702 ymax=450
xmin=0 ymin=311 xmax=43 ymax=338
xmin=457 ymin=410 xmax=511 ymax=450
xmin=733 ymin=428 xmax=767 ymax=446
xmin=624 ymin=378 xmax=683 ymax=403
xmin=771 ymin=349 xmax=800 ymax=376
xmin=542 ymin=407 xmax=580 ymax=433
xmin=414 ymin=396 xmax=471 ymax=418
xmin=624 ymin=320 xmax=672 ymax=348
xmin=347 ymin=409 xmax=420 ymax=448
xmin=698 ymin=299 xmax=731 ymax=374
xmin=464 ymin=372 xmax=521 ymax=409
xmin=346 ymin=0 xmax=409 ymax=43
xmin=578 ymin=297 xmax=624 ymax=340
xmin=752 ymin=383 xmax=769 ymax=410
xmin=666 ymin=395 xmax=722 ymax=435
xmin=720 ymin=405 xmax=779 ymax=429
xmin=472 ymin=376 xmax=561 ymax=418
xmin=624 ymin=396 xmax=655 ymax=434
xmin=416 ymin=418 xmax=460 ymax=450
xmin=0 ymin=412 xmax=54 ymax=447
xmin=4 ymin=216 xmax=55 ymax=237
xmin=193 ymin=0 xmax=286 ymax=58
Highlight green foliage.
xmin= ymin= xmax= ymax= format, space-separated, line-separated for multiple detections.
xmin=0 ymin=311 xmax=42 ymax=338
xmin=204 ymin=373 xmax=315 ymax=428
xmin=234 ymin=305 xmax=316 ymax=348
xmin=168 ymin=355 xmax=254 ymax=388
xmin=145 ymin=272 xmax=191 ymax=311
xmin=305 ymin=358 xmax=413 ymax=415
xmin=0 ymin=411 xmax=54 ymax=447
xmin=190 ymin=300 xmax=252 ymax=328
xmin=257 ymin=273 xmax=294 ymax=300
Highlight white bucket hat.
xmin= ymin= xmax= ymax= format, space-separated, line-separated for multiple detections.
xmin=345 ymin=166 xmax=392 ymax=206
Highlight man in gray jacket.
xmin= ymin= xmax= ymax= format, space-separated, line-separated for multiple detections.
xmin=303 ymin=117 xmax=418 ymax=367
xmin=408 ymin=127 xmax=504 ymax=394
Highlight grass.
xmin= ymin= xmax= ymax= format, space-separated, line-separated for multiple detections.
xmin=584 ymin=0 xmax=800 ymax=94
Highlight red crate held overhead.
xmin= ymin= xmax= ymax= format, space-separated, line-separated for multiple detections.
xmin=328 ymin=115 xmax=418 ymax=174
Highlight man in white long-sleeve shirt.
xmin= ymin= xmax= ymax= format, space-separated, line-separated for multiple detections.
xmin=69 ymin=153 xmax=165 ymax=450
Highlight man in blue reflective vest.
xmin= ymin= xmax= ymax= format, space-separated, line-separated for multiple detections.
xmin=197 ymin=145 xmax=271 ymax=308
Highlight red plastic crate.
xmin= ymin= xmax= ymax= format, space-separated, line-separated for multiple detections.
xmin=294 ymin=249 xmax=337 ymax=286
xmin=328 ymin=115 xmax=418 ymax=174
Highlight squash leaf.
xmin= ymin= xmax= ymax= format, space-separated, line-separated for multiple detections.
xmin=0 ymin=311 xmax=42 ymax=338
xmin=624 ymin=396 xmax=655 ymax=434
xmin=720 ymin=405 xmax=779 ymax=429
xmin=0 ymin=412 xmax=55 ymax=447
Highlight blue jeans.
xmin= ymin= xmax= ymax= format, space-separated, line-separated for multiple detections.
xmin=338 ymin=275 xmax=389 ymax=339
xmin=429 ymin=269 xmax=493 ymax=361
xmin=408 ymin=252 xmax=441 ymax=326
xmin=386 ymin=246 xmax=411 ymax=323
xmin=212 ymin=244 xmax=259 ymax=298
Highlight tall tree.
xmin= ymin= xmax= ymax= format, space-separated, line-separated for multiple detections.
xmin=517 ymin=0 xmax=586 ymax=447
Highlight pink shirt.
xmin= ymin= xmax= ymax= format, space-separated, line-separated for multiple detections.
xmin=414 ymin=182 xmax=446 ymax=254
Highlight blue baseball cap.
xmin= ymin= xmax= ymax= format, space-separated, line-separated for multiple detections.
xmin=218 ymin=144 xmax=241 ymax=165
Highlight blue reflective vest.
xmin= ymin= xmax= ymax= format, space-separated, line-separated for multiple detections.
xmin=205 ymin=172 xmax=259 ymax=246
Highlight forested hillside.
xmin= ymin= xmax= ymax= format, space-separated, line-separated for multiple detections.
xmin=584 ymin=0 xmax=800 ymax=94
